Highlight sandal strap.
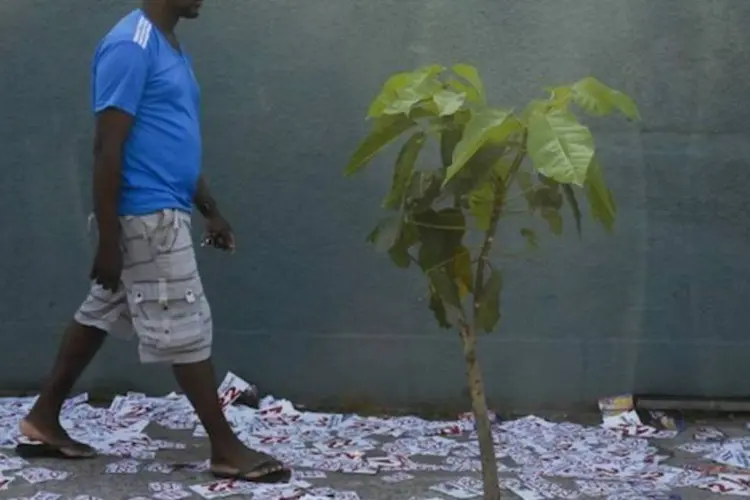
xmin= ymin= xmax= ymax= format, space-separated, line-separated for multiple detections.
xmin=212 ymin=460 xmax=282 ymax=477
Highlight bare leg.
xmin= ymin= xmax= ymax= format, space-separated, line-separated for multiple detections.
xmin=172 ymin=358 xmax=287 ymax=480
xmin=21 ymin=320 xmax=105 ymax=455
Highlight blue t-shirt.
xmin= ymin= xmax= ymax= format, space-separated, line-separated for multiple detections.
xmin=92 ymin=9 xmax=202 ymax=216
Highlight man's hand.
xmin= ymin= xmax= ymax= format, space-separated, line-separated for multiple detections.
xmin=203 ymin=213 xmax=235 ymax=252
xmin=90 ymin=242 xmax=123 ymax=292
xmin=193 ymin=175 xmax=234 ymax=252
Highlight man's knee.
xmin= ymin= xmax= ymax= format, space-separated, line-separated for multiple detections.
xmin=70 ymin=319 xmax=110 ymax=337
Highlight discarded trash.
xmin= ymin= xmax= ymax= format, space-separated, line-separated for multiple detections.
xmin=706 ymin=441 xmax=750 ymax=469
xmin=695 ymin=426 xmax=728 ymax=442
xmin=601 ymin=409 xmax=677 ymax=439
xmin=699 ymin=475 xmax=750 ymax=496
xmin=0 ymin=375 xmax=747 ymax=497
xmin=647 ymin=410 xmax=686 ymax=433
xmin=598 ymin=394 xmax=635 ymax=418
xmin=381 ymin=472 xmax=414 ymax=483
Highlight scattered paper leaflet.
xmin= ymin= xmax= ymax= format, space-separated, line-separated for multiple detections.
xmin=0 ymin=375 xmax=747 ymax=497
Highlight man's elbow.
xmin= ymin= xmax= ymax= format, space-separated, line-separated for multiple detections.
xmin=93 ymin=137 xmax=123 ymax=168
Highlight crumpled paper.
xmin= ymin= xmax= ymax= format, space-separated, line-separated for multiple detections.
xmin=0 ymin=373 xmax=746 ymax=498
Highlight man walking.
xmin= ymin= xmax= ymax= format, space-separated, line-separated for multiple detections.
xmin=17 ymin=0 xmax=289 ymax=483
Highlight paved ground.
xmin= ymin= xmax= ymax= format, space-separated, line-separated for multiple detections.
xmin=3 ymin=416 xmax=746 ymax=499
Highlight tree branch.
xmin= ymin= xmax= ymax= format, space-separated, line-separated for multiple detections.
xmin=472 ymin=133 xmax=527 ymax=325
xmin=409 ymin=221 xmax=467 ymax=231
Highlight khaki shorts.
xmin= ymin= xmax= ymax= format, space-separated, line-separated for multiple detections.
xmin=74 ymin=209 xmax=212 ymax=364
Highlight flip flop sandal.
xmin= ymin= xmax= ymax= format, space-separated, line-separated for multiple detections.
xmin=15 ymin=442 xmax=97 ymax=460
xmin=211 ymin=460 xmax=291 ymax=484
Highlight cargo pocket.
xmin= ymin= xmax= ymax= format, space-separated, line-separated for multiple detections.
xmin=127 ymin=278 xmax=208 ymax=355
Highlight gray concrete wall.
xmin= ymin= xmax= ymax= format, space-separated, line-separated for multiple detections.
xmin=1 ymin=0 xmax=749 ymax=411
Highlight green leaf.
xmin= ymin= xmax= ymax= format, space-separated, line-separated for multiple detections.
xmin=429 ymin=267 xmax=462 ymax=310
xmin=367 ymin=72 xmax=413 ymax=117
xmin=547 ymin=86 xmax=573 ymax=108
xmin=366 ymin=216 xmax=401 ymax=251
xmin=440 ymin=120 xmax=464 ymax=168
xmin=383 ymin=132 xmax=426 ymax=209
xmin=570 ymin=77 xmax=614 ymax=116
xmin=345 ymin=115 xmax=417 ymax=176
xmin=383 ymin=94 xmax=424 ymax=116
xmin=524 ymin=98 xmax=566 ymax=124
xmin=410 ymin=102 xmax=440 ymax=120
xmin=608 ymin=90 xmax=641 ymax=121
xmin=487 ymin=116 xmax=523 ymax=144
xmin=452 ymin=245 xmax=473 ymax=296
xmin=368 ymin=65 xmax=445 ymax=118
xmin=388 ymin=246 xmax=411 ymax=268
xmin=452 ymin=64 xmax=486 ymax=104
xmin=532 ymin=185 xmax=563 ymax=211
xmin=416 ymin=210 xmax=467 ymax=308
xmin=429 ymin=288 xmax=452 ymax=328
xmin=433 ymin=90 xmax=466 ymax=117
xmin=469 ymin=182 xmax=494 ymax=230
xmin=537 ymin=173 xmax=558 ymax=187
xmin=415 ymin=210 xmax=469 ymax=313
xmin=491 ymin=158 xmax=514 ymax=183
xmin=520 ymin=228 xmax=538 ymax=249
xmin=368 ymin=217 xmax=421 ymax=267
xmin=571 ymin=77 xmax=641 ymax=120
xmin=385 ymin=82 xmax=444 ymax=116
xmin=562 ymin=184 xmax=582 ymax=236
xmin=585 ymin=158 xmax=617 ymax=231
xmin=541 ymin=207 xmax=563 ymax=235
xmin=388 ymin=221 xmax=419 ymax=268
xmin=446 ymin=79 xmax=481 ymax=105
xmin=476 ymin=269 xmax=502 ymax=332
xmin=444 ymin=109 xmax=516 ymax=185
xmin=366 ymin=225 xmax=381 ymax=246
xmin=444 ymin=142 xmax=509 ymax=197
xmin=415 ymin=208 xmax=466 ymax=272
xmin=406 ymin=170 xmax=444 ymax=213
xmin=527 ymin=108 xmax=594 ymax=186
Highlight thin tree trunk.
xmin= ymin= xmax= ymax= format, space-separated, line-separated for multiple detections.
xmin=461 ymin=143 xmax=527 ymax=500
xmin=460 ymin=323 xmax=501 ymax=500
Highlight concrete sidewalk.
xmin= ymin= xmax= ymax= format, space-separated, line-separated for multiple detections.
xmin=3 ymin=418 xmax=745 ymax=499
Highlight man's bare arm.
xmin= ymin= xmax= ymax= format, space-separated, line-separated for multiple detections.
xmin=194 ymin=174 xmax=220 ymax=218
xmin=93 ymin=109 xmax=134 ymax=247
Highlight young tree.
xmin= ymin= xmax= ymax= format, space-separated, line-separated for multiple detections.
xmin=344 ymin=65 xmax=639 ymax=499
